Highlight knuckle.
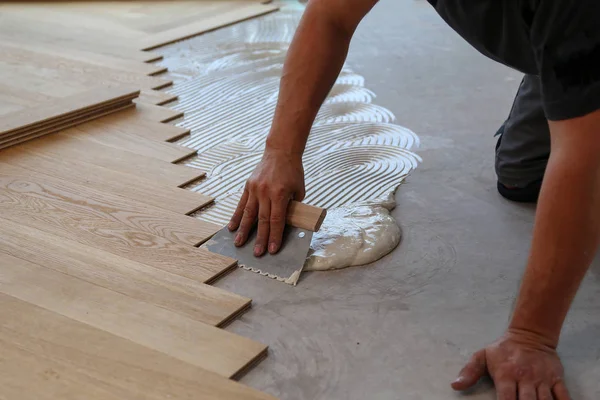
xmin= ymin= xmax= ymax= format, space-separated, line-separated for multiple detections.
xmin=270 ymin=213 xmax=284 ymax=223
xmin=256 ymin=182 xmax=270 ymax=195
xmin=258 ymin=214 xmax=270 ymax=223
xmin=270 ymin=186 xmax=288 ymax=199
xmin=243 ymin=206 xmax=257 ymax=219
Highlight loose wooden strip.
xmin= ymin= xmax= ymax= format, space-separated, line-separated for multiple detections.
xmin=16 ymin=132 xmax=205 ymax=188
xmin=0 ymin=152 xmax=210 ymax=215
xmin=141 ymin=3 xmax=280 ymax=50
xmin=90 ymin=107 xmax=191 ymax=142
xmin=0 ymin=163 xmax=233 ymax=283
xmin=0 ymin=254 xmax=268 ymax=379
xmin=133 ymin=102 xmax=184 ymax=122
xmin=0 ymin=103 xmax=135 ymax=151
xmin=0 ymin=100 xmax=134 ymax=145
xmin=0 ymin=96 xmax=135 ymax=140
xmin=0 ymin=294 xmax=276 ymax=400
xmin=0 ymin=86 xmax=139 ymax=136
xmin=64 ymin=122 xmax=196 ymax=163
xmin=0 ymin=219 xmax=248 ymax=327
xmin=136 ymin=89 xmax=179 ymax=105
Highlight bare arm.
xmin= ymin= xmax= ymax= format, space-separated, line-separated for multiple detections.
xmin=454 ymin=109 xmax=600 ymax=400
xmin=230 ymin=0 xmax=378 ymax=255
xmin=510 ymin=111 xmax=600 ymax=344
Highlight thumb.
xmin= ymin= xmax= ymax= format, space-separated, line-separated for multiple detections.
xmin=451 ymin=349 xmax=487 ymax=391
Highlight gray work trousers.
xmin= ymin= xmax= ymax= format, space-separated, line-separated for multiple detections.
xmin=495 ymin=75 xmax=550 ymax=187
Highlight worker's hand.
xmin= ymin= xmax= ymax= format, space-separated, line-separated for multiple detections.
xmin=451 ymin=328 xmax=571 ymax=399
xmin=228 ymin=149 xmax=305 ymax=256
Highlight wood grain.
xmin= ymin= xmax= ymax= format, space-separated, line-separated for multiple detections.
xmin=0 ymin=218 xmax=248 ymax=327
xmin=0 ymin=151 xmax=210 ymax=215
xmin=0 ymin=44 xmax=171 ymax=91
xmin=133 ymin=102 xmax=184 ymax=122
xmin=13 ymin=132 xmax=205 ymax=188
xmin=64 ymin=122 xmax=196 ymax=163
xmin=0 ymin=254 xmax=268 ymax=379
xmin=89 ymin=107 xmax=191 ymax=142
xmin=0 ymin=293 xmax=277 ymax=400
xmin=0 ymin=158 xmax=214 ymax=245
xmin=141 ymin=2 xmax=279 ymax=50
xmin=287 ymin=201 xmax=328 ymax=232
xmin=136 ymin=89 xmax=179 ymax=105
xmin=0 ymin=103 xmax=135 ymax=150
xmin=0 ymin=163 xmax=234 ymax=283
xmin=0 ymin=86 xmax=138 ymax=136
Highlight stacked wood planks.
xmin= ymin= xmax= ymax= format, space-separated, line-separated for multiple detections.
xmin=0 ymin=1 xmax=280 ymax=399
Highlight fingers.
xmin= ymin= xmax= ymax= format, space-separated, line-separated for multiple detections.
xmin=552 ymin=381 xmax=572 ymax=400
xmin=537 ymin=384 xmax=552 ymax=400
xmin=452 ymin=349 xmax=487 ymax=391
xmin=253 ymin=197 xmax=271 ymax=256
xmin=518 ymin=383 xmax=536 ymax=400
xmin=229 ymin=188 xmax=249 ymax=231
xmin=235 ymin=195 xmax=258 ymax=247
xmin=495 ymin=381 xmax=516 ymax=400
xmin=268 ymin=196 xmax=289 ymax=254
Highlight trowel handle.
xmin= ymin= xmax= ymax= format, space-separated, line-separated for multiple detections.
xmin=286 ymin=201 xmax=327 ymax=232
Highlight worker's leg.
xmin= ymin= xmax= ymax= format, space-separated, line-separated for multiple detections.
xmin=495 ymin=74 xmax=550 ymax=202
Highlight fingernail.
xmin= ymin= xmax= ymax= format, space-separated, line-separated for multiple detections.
xmin=228 ymin=223 xmax=234 ymax=231
xmin=234 ymin=234 xmax=242 ymax=246
xmin=269 ymin=243 xmax=277 ymax=253
xmin=254 ymin=245 xmax=263 ymax=256
xmin=453 ymin=377 xmax=465 ymax=384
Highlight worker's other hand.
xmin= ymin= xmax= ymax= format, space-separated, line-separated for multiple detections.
xmin=451 ymin=328 xmax=571 ymax=400
xmin=228 ymin=149 xmax=305 ymax=256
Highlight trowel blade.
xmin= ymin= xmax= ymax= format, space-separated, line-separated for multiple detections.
xmin=203 ymin=224 xmax=313 ymax=285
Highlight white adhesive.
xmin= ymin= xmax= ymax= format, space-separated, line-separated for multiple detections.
xmin=161 ymin=6 xmax=420 ymax=273
xmin=306 ymin=205 xmax=401 ymax=271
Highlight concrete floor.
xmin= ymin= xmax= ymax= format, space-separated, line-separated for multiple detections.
xmin=215 ymin=1 xmax=600 ymax=399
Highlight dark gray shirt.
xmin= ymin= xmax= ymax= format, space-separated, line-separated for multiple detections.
xmin=428 ymin=0 xmax=600 ymax=121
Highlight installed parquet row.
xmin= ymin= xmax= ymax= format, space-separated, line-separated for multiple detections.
xmin=0 ymin=1 xmax=279 ymax=399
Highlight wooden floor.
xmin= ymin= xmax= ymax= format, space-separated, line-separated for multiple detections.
xmin=0 ymin=1 xmax=279 ymax=399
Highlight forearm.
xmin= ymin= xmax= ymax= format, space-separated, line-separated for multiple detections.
xmin=509 ymin=136 xmax=600 ymax=347
xmin=266 ymin=1 xmax=370 ymax=155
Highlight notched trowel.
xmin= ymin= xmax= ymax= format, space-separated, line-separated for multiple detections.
xmin=204 ymin=201 xmax=327 ymax=286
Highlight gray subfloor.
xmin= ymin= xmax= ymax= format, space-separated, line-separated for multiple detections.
xmin=214 ymin=1 xmax=600 ymax=399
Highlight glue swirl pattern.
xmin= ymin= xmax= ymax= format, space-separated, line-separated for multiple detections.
xmin=159 ymin=5 xmax=421 ymax=271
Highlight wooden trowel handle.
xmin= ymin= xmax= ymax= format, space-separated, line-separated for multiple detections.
xmin=286 ymin=201 xmax=327 ymax=232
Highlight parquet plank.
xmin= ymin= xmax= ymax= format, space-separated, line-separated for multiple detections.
xmin=0 ymin=155 xmax=213 ymax=244
xmin=0 ymin=294 xmax=277 ymax=400
xmin=0 ymin=254 xmax=268 ymax=379
xmin=0 ymin=162 xmax=233 ymax=283
xmin=136 ymin=89 xmax=179 ymax=105
xmin=0 ymin=219 xmax=247 ymax=327
xmin=14 ymin=132 xmax=204 ymax=188
xmin=0 ymin=103 xmax=135 ymax=151
xmin=141 ymin=3 xmax=280 ymax=50
xmin=0 ymin=151 xmax=209 ymax=215
xmin=64 ymin=122 xmax=195 ymax=163
xmin=0 ymin=39 xmax=167 ymax=76
xmin=0 ymin=45 xmax=171 ymax=91
xmin=91 ymin=107 xmax=191 ymax=142
xmin=133 ymin=102 xmax=184 ymax=122
xmin=0 ymin=86 xmax=138 ymax=136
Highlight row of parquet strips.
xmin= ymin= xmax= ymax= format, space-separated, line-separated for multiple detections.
xmin=0 ymin=87 xmax=275 ymax=400
xmin=0 ymin=105 xmax=276 ymax=399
